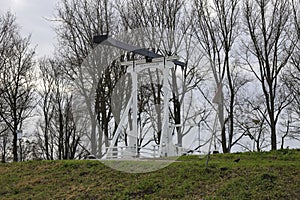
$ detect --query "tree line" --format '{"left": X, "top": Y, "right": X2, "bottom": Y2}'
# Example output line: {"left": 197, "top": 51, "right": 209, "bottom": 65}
{"left": 0, "top": 0, "right": 299, "bottom": 162}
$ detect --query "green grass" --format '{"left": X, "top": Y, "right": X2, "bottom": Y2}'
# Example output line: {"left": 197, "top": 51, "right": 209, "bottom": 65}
{"left": 1, "top": 149, "right": 300, "bottom": 199}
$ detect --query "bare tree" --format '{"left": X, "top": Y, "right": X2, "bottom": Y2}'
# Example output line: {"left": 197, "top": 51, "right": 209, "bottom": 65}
{"left": 193, "top": 0, "right": 242, "bottom": 153}
{"left": 0, "top": 124, "right": 9, "bottom": 162}
{"left": 95, "top": 59, "right": 128, "bottom": 156}
{"left": 235, "top": 93, "right": 271, "bottom": 152}
{"left": 242, "top": 0, "right": 297, "bottom": 150}
{"left": 54, "top": 0, "right": 117, "bottom": 156}
{"left": 278, "top": 66, "right": 300, "bottom": 148}
{"left": 36, "top": 57, "right": 89, "bottom": 160}
{"left": 37, "top": 58, "right": 56, "bottom": 160}
{"left": 0, "top": 12, "right": 17, "bottom": 163}
{"left": 279, "top": 0, "right": 300, "bottom": 147}
{"left": 0, "top": 12, "right": 35, "bottom": 162}
{"left": 292, "top": 0, "right": 300, "bottom": 40}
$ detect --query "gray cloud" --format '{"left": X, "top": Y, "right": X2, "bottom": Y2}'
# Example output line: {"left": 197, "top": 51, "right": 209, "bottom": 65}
{"left": 1, "top": 0, "right": 59, "bottom": 57}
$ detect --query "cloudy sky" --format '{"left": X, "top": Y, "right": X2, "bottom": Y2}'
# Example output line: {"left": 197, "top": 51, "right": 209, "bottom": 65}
{"left": 1, "top": 0, "right": 59, "bottom": 57}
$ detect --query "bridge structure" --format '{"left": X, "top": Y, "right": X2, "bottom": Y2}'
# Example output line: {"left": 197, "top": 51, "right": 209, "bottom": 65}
{"left": 93, "top": 35, "right": 186, "bottom": 159}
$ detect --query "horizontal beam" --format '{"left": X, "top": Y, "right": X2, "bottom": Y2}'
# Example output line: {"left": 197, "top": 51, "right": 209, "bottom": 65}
{"left": 93, "top": 35, "right": 162, "bottom": 58}
{"left": 93, "top": 35, "right": 186, "bottom": 68}
{"left": 120, "top": 56, "right": 179, "bottom": 66}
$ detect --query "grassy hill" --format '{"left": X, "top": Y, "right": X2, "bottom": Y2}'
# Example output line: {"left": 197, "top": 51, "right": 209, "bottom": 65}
{"left": 1, "top": 149, "right": 300, "bottom": 199}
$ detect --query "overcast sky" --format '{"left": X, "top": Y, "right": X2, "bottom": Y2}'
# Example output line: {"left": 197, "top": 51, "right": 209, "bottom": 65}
{"left": 1, "top": 0, "right": 59, "bottom": 57}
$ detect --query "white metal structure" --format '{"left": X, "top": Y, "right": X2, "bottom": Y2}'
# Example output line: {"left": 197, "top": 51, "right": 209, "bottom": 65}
{"left": 105, "top": 56, "right": 179, "bottom": 159}
{"left": 93, "top": 35, "right": 185, "bottom": 159}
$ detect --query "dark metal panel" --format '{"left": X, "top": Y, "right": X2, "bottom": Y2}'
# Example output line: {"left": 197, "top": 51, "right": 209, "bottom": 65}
{"left": 173, "top": 60, "right": 186, "bottom": 67}
{"left": 93, "top": 35, "right": 109, "bottom": 44}
{"left": 133, "top": 48, "right": 162, "bottom": 58}
{"left": 93, "top": 35, "right": 186, "bottom": 67}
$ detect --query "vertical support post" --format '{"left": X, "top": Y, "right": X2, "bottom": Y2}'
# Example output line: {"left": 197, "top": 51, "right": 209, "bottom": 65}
{"left": 206, "top": 111, "right": 218, "bottom": 168}
{"left": 159, "top": 58, "right": 170, "bottom": 157}
{"left": 106, "top": 96, "right": 132, "bottom": 158}
{"left": 132, "top": 57, "right": 138, "bottom": 157}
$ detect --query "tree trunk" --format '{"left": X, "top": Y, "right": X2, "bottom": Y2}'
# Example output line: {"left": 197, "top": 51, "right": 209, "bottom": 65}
{"left": 1, "top": 135, "right": 7, "bottom": 163}
{"left": 13, "top": 122, "right": 18, "bottom": 162}
{"left": 97, "top": 124, "right": 103, "bottom": 158}
{"left": 90, "top": 118, "right": 97, "bottom": 155}
{"left": 218, "top": 98, "right": 228, "bottom": 153}
{"left": 270, "top": 120, "right": 277, "bottom": 150}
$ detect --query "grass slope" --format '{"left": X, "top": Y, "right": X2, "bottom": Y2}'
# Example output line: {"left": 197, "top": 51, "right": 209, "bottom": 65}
{"left": 1, "top": 149, "right": 300, "bottom": 199}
